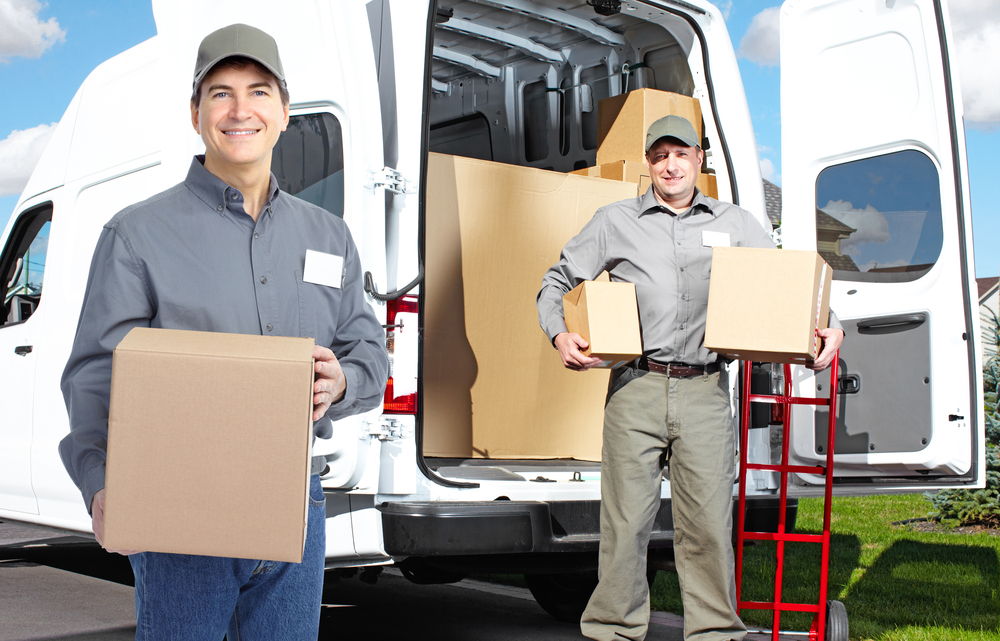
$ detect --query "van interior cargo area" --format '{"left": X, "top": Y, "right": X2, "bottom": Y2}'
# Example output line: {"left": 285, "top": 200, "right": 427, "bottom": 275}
{"left": 429, "top": 0, "right": 707, "bottom": 174}
{"left": 422, "top": 1, "right": 712, "bottom": 466}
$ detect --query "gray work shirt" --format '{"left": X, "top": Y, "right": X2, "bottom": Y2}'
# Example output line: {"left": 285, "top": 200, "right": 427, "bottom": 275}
{"left": 537, "top": 188, "right": 776, "bottom": 366}
{"left": 60, "top": 156, "right": 388, "bottom": 512}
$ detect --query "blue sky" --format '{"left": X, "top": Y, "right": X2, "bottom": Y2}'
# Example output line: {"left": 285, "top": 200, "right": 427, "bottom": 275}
{"left": 0, "top": 0, "right": 996, "bottom": 278}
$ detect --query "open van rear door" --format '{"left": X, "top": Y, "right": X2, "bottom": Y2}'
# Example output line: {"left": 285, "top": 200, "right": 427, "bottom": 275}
{"left": 778, "top": 0, "right": 983, "bottom": 491}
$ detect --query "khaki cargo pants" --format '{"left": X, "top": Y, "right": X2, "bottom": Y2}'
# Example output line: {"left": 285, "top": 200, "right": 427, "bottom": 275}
{"left": 581, "top": 368, "right": 746, "bottom": 641}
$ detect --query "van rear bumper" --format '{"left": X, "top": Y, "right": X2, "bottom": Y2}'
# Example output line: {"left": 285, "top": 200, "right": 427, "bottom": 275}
{"left": 378, "top": 497, "right": 797, "bottom": 557}
{"left": 378, "top": 499, "right": 674, "bottom": 556}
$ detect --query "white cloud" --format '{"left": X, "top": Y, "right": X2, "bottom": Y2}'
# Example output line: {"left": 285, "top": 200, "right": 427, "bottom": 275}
{"left": 709, "top": 0, "right": 733, "bottom": 20}
{"left": 947, "top": 0, "right": 1000, "bottom": 124}
{"left": 0, "top": 0, "right": 65, "bottom": 62}
{"left": 821, "top": 199, "right": 890, "bottom": 253}
{"left": 738, "top": 1, "right": 1000, "bottom": 124}
{"left": 738, "top": 6, "right": 780, "bottom": 66}
{"left": 0, "top": 123, "right": 55, "bottom": 196}
{"left": 759, "top": 157, "right": 776, "bottom": 181}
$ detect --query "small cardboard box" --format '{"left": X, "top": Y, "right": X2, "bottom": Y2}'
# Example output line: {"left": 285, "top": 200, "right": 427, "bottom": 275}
{"left": 104, "top": 328, "right": 315, "bottom": 562}
{"left": 596, "top": 89, "right": 703, "bottom": 166}
{"left": 563, "top": 281, "right": 643, "bottom": 368}
{"left": 705, "top": 248, "right": 832, "bottom": 364}
{"left": 571, "top": 160, "right": 718, "bottom": 199}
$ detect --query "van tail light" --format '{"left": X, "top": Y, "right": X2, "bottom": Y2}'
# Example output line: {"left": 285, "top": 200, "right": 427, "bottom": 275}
{"left": 384, "top": 295, "right": 418, "bottom": 415}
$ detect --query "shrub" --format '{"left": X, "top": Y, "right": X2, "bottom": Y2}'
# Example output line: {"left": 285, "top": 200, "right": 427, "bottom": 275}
{"left": 928, "top": 311, "right": 1000, "bottom": 527}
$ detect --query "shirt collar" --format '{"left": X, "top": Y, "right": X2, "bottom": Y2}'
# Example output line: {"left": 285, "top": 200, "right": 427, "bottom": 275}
{"left": 184, "top": 155, "right": 282, "bottom": 218}
{"left": 638, "top": 187, "right": 715, "bottom": 218}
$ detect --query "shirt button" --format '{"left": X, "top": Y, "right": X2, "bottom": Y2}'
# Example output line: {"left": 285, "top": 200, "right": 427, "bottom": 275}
{"left": 254, "top": 232, "right": 261, "bottom": 239}
{"left": 259, "top": 276, "right": 268, "bottom": 285}
{"left": 265, "top": 323, "right": 273, "bottom": 332}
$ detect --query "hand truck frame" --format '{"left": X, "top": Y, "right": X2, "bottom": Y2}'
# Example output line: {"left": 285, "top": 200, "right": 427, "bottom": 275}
{"left": 735, "top": 355, "right": 848, "bottom": 641}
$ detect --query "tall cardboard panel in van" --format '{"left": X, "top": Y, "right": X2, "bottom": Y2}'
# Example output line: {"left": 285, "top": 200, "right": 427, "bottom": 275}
{"left": 424, "top": 153, "right": 636, "bottom": 460}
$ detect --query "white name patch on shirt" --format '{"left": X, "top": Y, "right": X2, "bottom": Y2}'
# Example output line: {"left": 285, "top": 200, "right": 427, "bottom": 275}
{"left": 701, "top": 231, "right": 731, "bottom": 247}
{"left": 303, "top": 250, "right": 344, "bottom": 289}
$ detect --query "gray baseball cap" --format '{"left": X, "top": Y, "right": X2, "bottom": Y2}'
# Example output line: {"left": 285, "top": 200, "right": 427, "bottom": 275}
{"left": 193, "top": 23, "right": 285, "bottom": 90}
{"left": 644, "top": 114, "right": 700, "bottom": 152}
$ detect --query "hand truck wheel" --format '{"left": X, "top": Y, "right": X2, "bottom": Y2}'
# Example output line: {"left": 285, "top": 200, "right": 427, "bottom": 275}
{"left": 826, "top": 599, "right": 849, "bottom": 641}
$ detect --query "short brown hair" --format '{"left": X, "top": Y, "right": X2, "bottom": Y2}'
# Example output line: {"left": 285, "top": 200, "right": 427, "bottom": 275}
{"left": 191, "top": 56, "right": 290, "bottom": 107}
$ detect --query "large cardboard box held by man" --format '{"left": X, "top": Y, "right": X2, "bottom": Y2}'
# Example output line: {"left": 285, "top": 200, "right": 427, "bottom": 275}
{"left": 563, "top": 281, "right": 642, "bottom": 368}
{"left": 596, "top": 89, "right": 703, "bottom": 165}
{"left": 705, "top": 248, "right": 832, "bottom": 364}
{"left": 104, "top": 328, "right": 315, "bottom": 562}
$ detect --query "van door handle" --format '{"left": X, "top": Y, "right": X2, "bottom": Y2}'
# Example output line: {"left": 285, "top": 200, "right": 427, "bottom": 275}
{"left": 856, "top": 312, "right": 927, "bottom": 335}
{"left": 14, "top": 345, "right": 33, "bottom": 356}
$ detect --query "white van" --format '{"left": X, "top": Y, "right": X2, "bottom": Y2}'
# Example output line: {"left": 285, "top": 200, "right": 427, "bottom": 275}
{"left": 0, "top": 0, "right": 983, "bottom": 619}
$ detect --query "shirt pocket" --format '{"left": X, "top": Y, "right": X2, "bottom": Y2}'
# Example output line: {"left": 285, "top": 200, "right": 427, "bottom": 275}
{"left": 296, "top": 273, "right": 342, "bottom": 345}
{"left": 694, "top": 245, "right": 714, "bottom": 279}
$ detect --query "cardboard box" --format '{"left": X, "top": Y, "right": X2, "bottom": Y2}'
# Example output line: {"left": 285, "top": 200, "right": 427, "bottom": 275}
{"left": 563, "top": 281, "right": 642, "bottom": 368}
{"left": 596, "top": 89, "right": 703, "bottom": 166}
{"left": 424, "top": 153, "right": 636, "bottom": 461}
{"left": 704, "top": 248, "right": 832, "bottom": 363}
{"left": 571, "top": 160, "right": 718, "bottom": 199}
{"left": 104, "top": 328, "right": 315, "bottom": 562}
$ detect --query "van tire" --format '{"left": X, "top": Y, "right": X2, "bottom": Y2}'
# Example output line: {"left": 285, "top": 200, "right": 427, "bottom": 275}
{"left": 525, "top": 568, "right": 656, "bottom": 622}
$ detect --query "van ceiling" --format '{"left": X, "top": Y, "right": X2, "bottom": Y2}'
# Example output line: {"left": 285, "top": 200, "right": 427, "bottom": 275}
{"left": 432, "top": 0, "right": 662, "bottom": 89}
{"left": 429, "top": 1, "right": 697, "bottom": 170}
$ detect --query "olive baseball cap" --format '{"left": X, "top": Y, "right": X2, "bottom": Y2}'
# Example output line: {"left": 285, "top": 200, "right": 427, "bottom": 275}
{"left": 193, "top": 23, "right": 285, "bottom": 90}
{"left": 644, "top": 114, "right": 700, "bottom": 151}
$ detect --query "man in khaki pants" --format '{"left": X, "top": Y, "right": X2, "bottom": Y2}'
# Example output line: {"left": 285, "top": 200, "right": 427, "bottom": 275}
{"left": 537, "top": 115, "right": 843, "bottom": 641}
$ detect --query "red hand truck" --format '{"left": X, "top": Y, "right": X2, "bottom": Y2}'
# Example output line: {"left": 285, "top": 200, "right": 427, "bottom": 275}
{"left": 734, "top": 355, "right": 849, "bottom": 641}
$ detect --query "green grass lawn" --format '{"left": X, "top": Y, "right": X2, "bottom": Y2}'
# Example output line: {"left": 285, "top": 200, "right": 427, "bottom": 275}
{"left": 650, "top": 494, "right": 1000, "bottom": 641}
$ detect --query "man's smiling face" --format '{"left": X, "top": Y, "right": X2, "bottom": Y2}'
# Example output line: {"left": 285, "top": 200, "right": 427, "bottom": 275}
{"left": 190, "top": 60, "right": 289, "bottom": 174}
{"left": 645, "top": 138, "right": 704, "bottom": 209}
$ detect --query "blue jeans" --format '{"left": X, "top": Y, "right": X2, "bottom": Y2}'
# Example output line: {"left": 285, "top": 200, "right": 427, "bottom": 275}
{"left": 128, "top": 475, "right": 326, "bottom": 641}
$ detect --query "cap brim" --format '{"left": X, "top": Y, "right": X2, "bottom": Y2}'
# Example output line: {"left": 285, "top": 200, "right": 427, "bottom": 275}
{"left": 193, "top": 53, "right": 284, "bottom": 89}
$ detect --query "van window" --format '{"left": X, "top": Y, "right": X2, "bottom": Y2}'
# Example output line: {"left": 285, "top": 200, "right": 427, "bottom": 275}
{"left": 1, "top": 205, "right": 52, "bottom": 326}
{"left": 272, "top": 112, "right": 345, "bottom": 218}
{"left": 815, "top": 150, "right": 942, "bottom": 282}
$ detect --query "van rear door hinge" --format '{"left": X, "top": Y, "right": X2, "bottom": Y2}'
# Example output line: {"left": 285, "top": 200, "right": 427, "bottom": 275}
{"left": 370, "top": 417, "right": 404, "bottom": 441}
{"left": 369, "top": 167, "right": 410, "bottom": 195}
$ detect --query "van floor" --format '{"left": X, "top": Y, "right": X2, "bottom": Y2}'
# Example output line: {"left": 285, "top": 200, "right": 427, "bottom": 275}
{"left": 426, "top": 458, "right": 601, "bottom": 482}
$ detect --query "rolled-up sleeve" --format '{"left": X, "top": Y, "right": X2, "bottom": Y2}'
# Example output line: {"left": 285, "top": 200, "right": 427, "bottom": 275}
{"left": 59, "top": 222, "right": 153, "bottom": 514}
{"left": 536, "top": 210, "right": 610, "bottom": 342}
{"left": 324, "top": 230, "right": 388, "bottom": 421}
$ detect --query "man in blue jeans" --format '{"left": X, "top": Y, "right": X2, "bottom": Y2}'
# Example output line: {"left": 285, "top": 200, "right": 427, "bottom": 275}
{"left": 59, "top": 24, "right": 387, "bottom": 640}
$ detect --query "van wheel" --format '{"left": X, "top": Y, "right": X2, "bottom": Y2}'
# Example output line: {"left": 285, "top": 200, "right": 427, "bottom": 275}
{"left": 525, "top": 568, "right": 657, "bottom": 622}
{"left": 525, "top": 570, "right": 599, "bottom": 622}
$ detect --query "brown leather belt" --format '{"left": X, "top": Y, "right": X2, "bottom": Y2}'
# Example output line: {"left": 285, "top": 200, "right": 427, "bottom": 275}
{"left": 636, "top": 357, "right": 720, "bottom": 377}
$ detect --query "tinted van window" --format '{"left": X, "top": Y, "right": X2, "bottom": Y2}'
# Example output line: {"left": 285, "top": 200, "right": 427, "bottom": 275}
{"left": 815, "top": 150, "right": 942, "bottom": 282}
{"left": 272, "top": 113, "right": 345, "bottom": 218}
